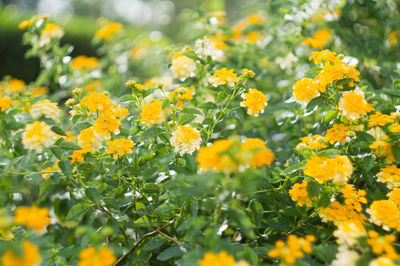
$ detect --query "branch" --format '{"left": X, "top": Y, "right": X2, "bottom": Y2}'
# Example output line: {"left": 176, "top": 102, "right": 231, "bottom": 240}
{"left": 114, "top": 222, "right": 175, "bottom": 266}
{"left": 99, "top": 204, "right": 129, "bottom": 241}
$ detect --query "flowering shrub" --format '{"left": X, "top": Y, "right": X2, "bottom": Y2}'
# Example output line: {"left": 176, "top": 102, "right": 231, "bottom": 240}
{"left": 1, "top": 2, "right": 400, "bottom": 265}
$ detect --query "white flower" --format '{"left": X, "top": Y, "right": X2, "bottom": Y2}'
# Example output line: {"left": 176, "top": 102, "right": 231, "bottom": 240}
{"left": 170, "top": 53, "right": 196, "bottom": 80}
{"left": 331, "top": 245, "right": 360, "bottom": 266}
{"left": 194, "top": 36, "right": 223, "bottom": 61}
{"left": 333, "top": 223, "right": 366, "bottom": 247}
{"left": 30, "top": 99, "right": 61, "bottom": 122}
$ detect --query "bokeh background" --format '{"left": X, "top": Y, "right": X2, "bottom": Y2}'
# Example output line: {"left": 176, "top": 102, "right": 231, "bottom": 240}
{"left": 0, "top": 0, "right": 264, "bottom": 82}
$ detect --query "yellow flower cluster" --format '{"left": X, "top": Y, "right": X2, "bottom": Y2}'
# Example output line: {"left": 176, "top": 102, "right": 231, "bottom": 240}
{"left": 1, "top": 241, "right": 42, "bottom": 266}
{"left": 0, "top": 97, "right": 12, "bottom": 111}
{"left": 169, "top": 87, "right": 194, "bottom": 109}
{"left": 367, "top": 200, "right": 400, "bottom": 231}
{"left": 0, "top": 78, "right": 26, "bottom": 96}
{"left": 333, "top": 222, "right": 366, "bottom": 247}
{"left": 196, "top": 138, "right": 274, "bottom": 173}
{"left": 40, "top": 23, "right": 64, "bottom": 46}
{"left": 199, "top": 251, "right": 249, "bottom": 266}
{"left": 209, "top": 68, "right": 239, "bottom": 87}
{"left": 228, "top": 13, "right": 265, "bottom": 43}
{"left": 377, "top": 165, "right": 400, "bottom": 189}
{"left": 319, "top": 201, "right": 366, "bottom": 229}
{"left": 78, "top": 246, "right": 116, "bottom": 266}
{"left": 22, "top": 121, "right": 56, "bottom": 152}
{"left": 31, "top": 86, "right": 48, "bottom": 97}
{"left": 340, "top": 184, "right": 367, "bottom": 212}
{"left": 289, "top": 180, "right": 315, "bottom": 207}
{"left": 338, "top": 88, "right": 374, "bottom": 121}
{"left": 70, "top": 145, "right": 93, "bottom": 164}
{"left": 81, "top": 92, "right": 114, "bottom": 114}
{"left": 15, "top": 206, "right": 51, "bottom": 232}
{"left": 298, "top": 135, "right": 327, "bottom": 150}
{"left": 71, "top": 55, "right": 100, "bottom": 70}
{"left": 268, "top": 235, "right": 316, "bottom": 265}
{"left": 30, "top": 99, "right": 61, "bottom": 122}
{"left": 367, "top": 231, "right": 398, "bottom": 259}
{"left": 95, "top": 22, "right": 122, "bottom": 40}
{"left": 301, "top": 28, "right": 331, "bottom": 49}
{"left": 304, "top": 155, "right": 353, "bottom": 184}
{"left": 170, "top": 125, "right": 201, "bottom": 156}
{"left": 78, "top": 127, "right": 105, "bottom": 149}
{"left": 240, "top": 88, "right": 267, "bottom": 117}
{"left": 106, "top": 138, "right": 135, "bottom": 159}
{"left": 140, "top": 99, "right": 165, "bottom": 126}
{"left": 368, "top": 112, "right": 394, "bottom": 127}
{"left": 170, "top": 51, "right": 197, "bottom": 80}
{"left": 369, "top": 135, "right": 394, "bottom": 159}
{"left": 293, "top": 50, "right": 362, "bottom": 106}
{"left": 325, "top": 124, "right": 349, "bottom": 144}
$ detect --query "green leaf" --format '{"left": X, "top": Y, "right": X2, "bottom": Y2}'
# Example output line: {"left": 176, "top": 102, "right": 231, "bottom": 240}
{"left": 362, "top": 156, "right": 375, "bottom": 172}
{"left": 281, "top": 162, "right": 305, "bottom": 175}
{"left": 154, "top": 203, "right": 176, "bottom": 216}
{"left": 66, "top": 203, "right": 92, "bottom": 221}
{"left": 313, "top": 245, "right": 337, "bottom": 263}
{"left": 119, "top": 95, "right": 136, "bottom": 102}
{"left": 51, "top": 125, "right": 67, "bottom": 136}
{"left": 304, "top": 67, "right": 322, "bottom": 77}
{"left": 50, "top": 146, "right": 64, "bottom": 159}
{"left": 381, "top": 88, "right": 400, "bottom": 97}
{"left": 139, "top": 127, "right": 164, "bottom": 140}
{"left": 391, "top": 145, "right": 400, "bottom": 161}
{"left": 228, "top": 207, "right": 256, "bottom": 239}
{"left": 58, "top": 159, "right": 72, "bottom": 178}
{"left": 306, "top": 96, "right": 324, "bottom": 111}
{"left": 322, "top": 110, "right": 338, "bottom": 123}
{"left": 306, "top": 181, "right": 321, "bottom": 198}
{"left": 39, "top": 177, "right": 54, "bottom": 196}
{"left": 143, "top": 237, "right": 167, "bottom": 251}
{"left": 156, "top": 246, "right": 185, "bottom": 261}
{"left": 85, "top": 187, "right": 100, "bottom": 205}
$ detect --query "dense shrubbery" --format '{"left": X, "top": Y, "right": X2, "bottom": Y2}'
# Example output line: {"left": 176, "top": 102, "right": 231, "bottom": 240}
{"left": 0, "top": 1, "right": 400, "bottom": 265}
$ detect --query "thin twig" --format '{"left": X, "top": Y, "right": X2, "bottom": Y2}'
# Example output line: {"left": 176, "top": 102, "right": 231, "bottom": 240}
{"left": 114, "top": 222, "right": 175, "bottom": 265}
{"left": 99, "top": 204, "right": 129, "bottom": 241}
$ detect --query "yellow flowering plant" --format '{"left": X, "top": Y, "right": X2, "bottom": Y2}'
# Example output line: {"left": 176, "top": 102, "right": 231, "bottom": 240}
{"left": 1, "top": 1, "right": 400, "bottom": 265}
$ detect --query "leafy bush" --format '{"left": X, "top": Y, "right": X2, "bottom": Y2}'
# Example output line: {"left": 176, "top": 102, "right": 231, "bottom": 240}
{"left": 0, "top": 2, "right": 400, "bottom": 265}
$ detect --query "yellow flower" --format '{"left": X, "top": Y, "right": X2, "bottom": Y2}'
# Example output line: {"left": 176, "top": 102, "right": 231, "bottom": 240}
{"left": 170, "top": 125, "right": 201, "bottom": 156}
{"left": 199, "top": 251, "right": 235, "bottom": 266}
{"left": 170, "top": 52, "right": 197, "bottom": 80}
{"left": 95, "top": 22, "right": 122, "bottom": 40}
{"left": 15, "top": 206, "right": 51, "bottom": 233}
{"left": 94, "top": 114, "right": 122, "bottom": 135}
{"left": 309, "top": 50, "right": 340, "bottom": 65}
{"left": 340, "top": 184, "right": 367, "bottom": 212}
{"left": 325, "top": 124, "right": 349, "bottom": 144}
{"left": 169, "top": 87, "right": 194, "bottom": 109}
{"left": 289, "top": 180, "right": 314, "bottom": 207}
{"left": 85, "top": 80, "right": 102, "bottom": 92}
{"left": 241, "top": 138, "right": 275, "bottom": 168}
{"left": 368, "top": 112, "right": 394, "bottom": 127}
{"left": 140, "top": 99, "right": 165, "bottom": 126}
{"left": 367, "top": 231, "right": 398, "bottom": 259}
{"left": 70, "top": 145, "right": 93, "bottom": 163}
{"left": 338, "top": 88, "right": 374, "bottom": 121}
{"left": 319, "top": 201, "right": 366, "bottom": 229}
{"left": 2, "top": 241, "right": 42, "bottom": 266}
{"left": 71, "top": 56, "right": 100, "bottom": 70}
{"left": 209, "top": 68, "right": 239, "bottom": 87}
{"left": 247, "top": 31, "right": 261, "bottom": 43}
{"left": 8, "top": 78, "right": 26, "bottom": 93}
{"left": 242, "top": 69, "right": 255, "bottom": 78}
{"left": 18, "top": 19, "right": 32, "bottom": 30}
{"left": 304, "top": 155, "right": 353, "bottom": 184}
{"left": 0, "top": 97, "right": 12, "bottom": 111}
{"left": 292, "top": 77, "right": 321, "bottom": 105}
{"left": 377, "top": 165, "right": 400, "bottom": 189}
{"left": 240, "top": 88, "right": 267, "bottom": 117}
{"left": 81, "top": 92, "right": 114, "bottom": 114}
{"left": 369, "top": 135, "right": 393, "bottom": 159}
{"left": 388, "top": 188, "right": 400, "bottom": 206}
{"left": 196, "top": 139, "right": 236, "bottom": 173}
{"left": 268, "top": 235, "right": 316, "bottom": 265}
{"left": 370, "top": 257, "right": 395, "bottom": 266}
{"left": 298, "top": 135, "right": 327, "bottom": 149}
{"left": 31, "top": 86, "right": 48, "bottom": 97}
{"left": 389, "top": 31, "right": 400, "bottom": 46}
{"left": 40, "top": 23, "right": 64, "bottom": 44}
{"left": 30, "top": 99, "right": 61, "bottom": 122}
{"left": 42, "top": 161, "right": 60, "bottom": 179}
{"left": 78, "top": 246, "right": 116, "bottom": 266}
{"left": 78, "top": 127, "right": 104, "bottom": 149}
{"left": 106, "top": 138, "right": 135, "bottom": 159}
{"left": 367, "top": 200, "right": 400, "bottom": 231}
{"left": 22, "top": 121, "right": 56, "bottom": 152}
{"left": 301, "top": 28, "right": 331, "bottom": 49}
